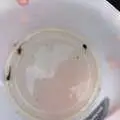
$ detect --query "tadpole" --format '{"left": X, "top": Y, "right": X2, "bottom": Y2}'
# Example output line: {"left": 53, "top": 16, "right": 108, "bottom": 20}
{"left": 6, "top": 66, "right": 11, "bottom": 81}
{"left": 17, "top": 46, "right": 22, "bottom": 55}
{"left": 83, "top": 44, "right": 87, "bottom": 50}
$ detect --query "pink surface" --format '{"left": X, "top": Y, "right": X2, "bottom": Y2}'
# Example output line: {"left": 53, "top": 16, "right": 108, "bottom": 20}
{"left": 106, "top": 110, "right": 120, "bottom": 120}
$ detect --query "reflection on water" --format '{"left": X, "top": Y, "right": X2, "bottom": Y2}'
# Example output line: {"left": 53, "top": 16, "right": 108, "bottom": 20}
{"left": 17, "top": 0, "right": 29, "bottom": 6}
{"left": 27, "top": 57, "right": 94, "bottom": 113}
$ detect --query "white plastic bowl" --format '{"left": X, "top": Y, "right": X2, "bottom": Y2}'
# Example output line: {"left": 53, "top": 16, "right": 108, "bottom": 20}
{"left": 0, "top": 0, "right": 120, "bottom": 120}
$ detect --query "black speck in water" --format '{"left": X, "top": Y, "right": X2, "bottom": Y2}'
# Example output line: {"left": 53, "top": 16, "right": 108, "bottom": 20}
{"left": 17, "top": 46, "right": 22, "bottom": 55}
{"left": 6, "top": 66, "right": 11, "bottom": 81}
{"left": 83, "top": 44, "right": 87, "bottom": 50}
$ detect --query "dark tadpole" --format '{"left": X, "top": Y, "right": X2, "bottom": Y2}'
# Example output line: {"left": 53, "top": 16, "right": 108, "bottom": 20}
{"left": 82, "top": 44, "right": 87, "bottom": 50}
{"left": 17, "top": 46, "right": 22, "bottom": 55}
{"left": 6, "top": 66, "right": 11, "bottom": 81}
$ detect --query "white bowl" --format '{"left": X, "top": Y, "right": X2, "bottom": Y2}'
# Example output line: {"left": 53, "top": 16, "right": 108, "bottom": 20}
{"left": 0, "top": 0, "right": 120, "bottom": 120}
